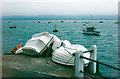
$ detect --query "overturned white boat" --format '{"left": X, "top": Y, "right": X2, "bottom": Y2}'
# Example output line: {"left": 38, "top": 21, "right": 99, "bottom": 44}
{"left": 16, "top": 32, "right": 54, "bottom": 56}
{"left": 52, "top": 40, "right": 90, "bottom": 66}
{"left": 15, "top": 32, "right": 91, "bottom": 66}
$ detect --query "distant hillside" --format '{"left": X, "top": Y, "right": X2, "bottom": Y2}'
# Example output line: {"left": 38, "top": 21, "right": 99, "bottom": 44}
{"left": 2, "top": 15, "right": 117, "bottom": 20}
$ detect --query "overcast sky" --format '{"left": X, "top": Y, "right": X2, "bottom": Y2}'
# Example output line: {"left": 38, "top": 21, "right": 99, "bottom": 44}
{"left": 1, "top": 0, "right": 119, "bottom": 16}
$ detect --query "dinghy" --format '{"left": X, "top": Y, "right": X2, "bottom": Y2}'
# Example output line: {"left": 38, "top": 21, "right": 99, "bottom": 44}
{"left": 99, "top": 21, "right": 103, "bottom": 23}
{"left": 15, "top": 32, "right": 91, "bottom": 66}
{"left": 15, "top": 32, "right": 54, "bottom": 56}
{"left": 52, "top": 40, "right": 90, "bottom": 66}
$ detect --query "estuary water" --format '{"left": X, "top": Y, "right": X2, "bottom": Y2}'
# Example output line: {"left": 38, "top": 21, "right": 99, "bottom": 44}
{"left": 2, "top": 20, "right": 119, "bottom": 77}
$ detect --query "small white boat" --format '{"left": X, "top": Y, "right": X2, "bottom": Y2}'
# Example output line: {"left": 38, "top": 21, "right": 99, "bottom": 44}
{"left": 52, "top": 40, "right": 90, "bottom": 66}
{"left": 82, "top": 26, "right": 100, "bottom": 35}
{"left": 73, "top": 21, "right": 77, "bottom": 23}
{"left": 82, "top": 20, "right": 89, "bottom": 24}
{"left": 16, "top": 32, "right": 54, "bottom": 56}
{"left": 114, "top": 20, "right": 120, "bottom": 24}
{"left": 15, "top": 32, "right": 91, "bottom": 66}
{"left": 99, "top": 21, "right": 103, "bottom": 23}
{"left": 99, "top": 17, "right": 104, "bottom": 23}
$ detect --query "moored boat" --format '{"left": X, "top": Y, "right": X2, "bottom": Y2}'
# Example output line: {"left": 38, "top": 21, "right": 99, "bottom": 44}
{"left": 82, "top": 15, "right": 100, "bottom": 35}
{"left": 99, "top": 17, "right": 104, "bottom": 23}
{"left": 82, "top": 19, "right": 89, "bottom": 24}
{"left": 99, "top": 21, "right": 103, "bottom": 23}
{"left": 114, "top": 20, "right": 120, "bottom": 24}
{"left": 82, "top": 26, "right": 100, "bottom": 35}
{"left": 53, "top": 20, "right": 58, "bottom": 32}
{"left": 60, "top": 20, "right": 64, "bottom": 23}
{"left": 48, "top": 21, "right": 52, "bottom": 24}
{"left": 38, "top": 21, "right": 40, "bottom": 23}
{"left": 73, "top": 21, "right": 77, "bottom": 23}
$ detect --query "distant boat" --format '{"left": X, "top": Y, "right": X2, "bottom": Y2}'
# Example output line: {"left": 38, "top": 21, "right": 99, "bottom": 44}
{"left": 99, "top": 17, "right": 104, "bottom": 23}
{"left": 53, "top": 29, "right": 58, "bottom": 32}
{"left": 99, "top": 21, "right": 103, "bottom": 23}
{"left": 82, "top": 19, "right": 89, "bottom": 24}
{"left": 85, "top": 21, "right": 89, "bottom": 24}
{"left": 82, "top": 15, "right": 100, "bottom": 35}
{"left": 73, "top": 18, "right": 77, "bottom": 23}
{"left": 82, "top": 27, "right": 100, "bottom": 35}
{"left": 82, "top": 19, "right": 85, "bottom": 23}
{"left": 53, "top": 20, "right": 58, "bottom": 32}
{"left": 60, "top": 21, "right": 64, "bottom": 23}
{"left": 82, "top": 20, "right": 89, "bottom": 24}
{"left": 8, "top": 21, "right": 11, "bottom": 23}
{"left": 9, "top": 26, "right": 16, "bottom": 28}
{"left": 73, "top": 21, "right": 77, "bottom": 23}
{"left": 32, "top": 21, "right": 35, "bottom": 23}
{"left": 82, "top": 23, "right": 86, "bottom": 26}
{"left": 114, "top": 20, "right": 120, "bottom": 24}
{"left": 38, "top": 21, "right": 40, "bottom": 23}
{"left": 48, "top": 21, "right": 52, "bottom": 24}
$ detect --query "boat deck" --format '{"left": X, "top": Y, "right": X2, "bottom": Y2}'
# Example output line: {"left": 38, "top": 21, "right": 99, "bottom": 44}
{"left": 2, "top": 54, "right": 103, "bottom": 78}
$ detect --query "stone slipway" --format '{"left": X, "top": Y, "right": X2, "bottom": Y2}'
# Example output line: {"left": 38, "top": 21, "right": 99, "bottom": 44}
{"left": 2, "top": 55, "right": 75, "bottom": 77}
{"left": 2, "top": 54, "right": 104, "bottom": 78}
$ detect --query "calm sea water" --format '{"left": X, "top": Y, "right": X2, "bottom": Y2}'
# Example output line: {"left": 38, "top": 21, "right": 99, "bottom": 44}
{"left": 2, "top": 20, "right": 118, "bottom": 77}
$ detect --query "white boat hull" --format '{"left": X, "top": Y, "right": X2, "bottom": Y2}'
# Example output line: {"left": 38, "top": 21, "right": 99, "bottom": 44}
{"left": 16, "top": 32, "right": 53, "bottom": 56}
{"left": 52, "top": 40, "right": 90, "bottom": 66}
{"left": 83, "top": 31, "right": 100, "bottom": 35}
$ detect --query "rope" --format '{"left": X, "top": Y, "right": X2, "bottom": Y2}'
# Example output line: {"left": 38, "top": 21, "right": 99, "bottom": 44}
{"left": 83, "top": 50, "right": 93, "bottom": 53}
{"left": 61, "top": 41, "right": 77, "bottom": 65}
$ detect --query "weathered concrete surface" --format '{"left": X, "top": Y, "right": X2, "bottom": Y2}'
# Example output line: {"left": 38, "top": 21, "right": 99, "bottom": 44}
{"left": 2, "top": 55, "right": 75, "bottom": 77}
{"left": 2, "top": 54, "right": 104, "bottom": 78}
{"left": 0, "top": 56, "right": 2, "bottom": 78}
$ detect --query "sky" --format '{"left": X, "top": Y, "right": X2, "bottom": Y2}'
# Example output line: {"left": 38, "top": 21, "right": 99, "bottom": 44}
{"left": 1, "top": 0, "right": 119, "bottom": 16}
